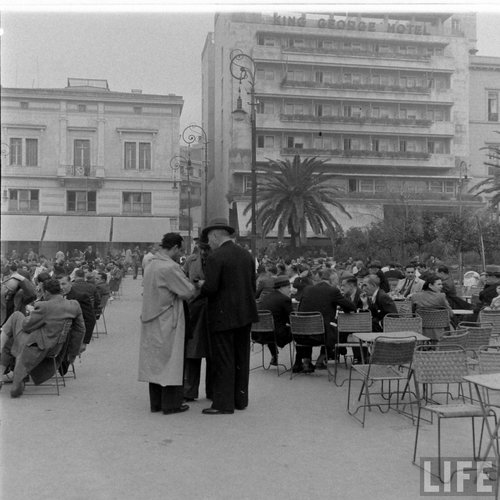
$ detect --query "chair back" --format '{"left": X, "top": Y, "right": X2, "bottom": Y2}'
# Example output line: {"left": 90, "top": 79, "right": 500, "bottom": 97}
{"left": 394, "top": 300, "right": 412, "bottom": 315}
{"left": 47, "top": 319, "right": 73, "bottom": 358}
{"left": 458, "top": 322, "right": 493, "bottom": 352}
{"left": 337, "top": 311, "right": 372, "bottom": 333}
{"left": 252, "top": 310, "right": 275, "bottom": 333}
{"left": 436, "top": 329, "right": 468, "bottom": 350}
{"left": 412, "top": 345, "right": 468, "bottom": 384}
{"left": 479, "top": 310, "right": 500, "bottom": 336}
{"left": 289, "top": 311, "right": 324, "bottom": 336}
{"left": 383, "top": 313, "right": 422, "bottom": 334}
{"left": 417, "top": 308, "right": 450, "bottom": 329}
{"left": 478, "top": 346, "right": 500, "bottom": 374}
{"left": 370, "top": 336, "right": 417, "bottom": 366}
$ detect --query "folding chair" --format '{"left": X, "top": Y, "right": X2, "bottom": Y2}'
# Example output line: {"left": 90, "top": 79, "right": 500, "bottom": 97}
{"left": 394, "top": 300, "right": 412, "bottom": 315}
{"left": 94, "top": 295, "right": 110, "bottom": 338}
{"left": 250, "top": 310, "right": 288, "bottom": 376}
{"left": 417, "top": 308, "right": 450, "bottom": 341}
{"left": 412, "top": 345, "right": 496, "bottom": 483}
{"left": 333, "top": 311, "right": 372, "bottom": 386}
{"left": 289, "top": 311, "right": 326, "bottom": 380}
{"left": 347, "top": 335, "right": 417, "bottom": 427}
{"left": 25, "top": 320, "right": 72, "bottom": 396}
{"left": 383, "top": 313, "right": 422, "bottom": 334}
{"left": 459, "top": 322, "right": 494, "bottom": 369}
{"left": 479, "top": 310, "right": 500, "bottom": 342}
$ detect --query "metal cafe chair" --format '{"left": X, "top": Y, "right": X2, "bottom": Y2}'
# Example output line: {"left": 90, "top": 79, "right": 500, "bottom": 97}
{"left": 394, "top": 300, "right": 412, "bottom": 315}
{"left": 383, "top": 313, "right": 423, "bottom": 334}
{"left": 459, "top": 322, "right": 494, "bottom": 370}
{"left": 333, "top": 311, "right": 372, "bottom": 387}
{"left": 25, "top": 320, "right": 72, "bottom": 396}
{"left": 347, "top": 335, "right": 417, "bottom": 427}
{"left": 416, "top": 308, "right": 450, "bottom": 341}
{"left": 289, "top": 311, "right": 326, "bottom": 380}
{"left": 411, "top": 345, "right": 496, "bottom": 483}
{"left": 479, "top": 310, "right": 500, "bottom": 341}
{"left": 250, "top": 310, "right": 288, "bottom": 376}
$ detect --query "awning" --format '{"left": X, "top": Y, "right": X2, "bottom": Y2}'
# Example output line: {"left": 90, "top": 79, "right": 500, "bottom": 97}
{"left": 43, "top": 216, "right": 112, "bottom": 242}
{"left": 112, "top": 217, "right": 171, "bottom": 243}
{"left": 1, "top": 215, "right": 47, "bottom": 241}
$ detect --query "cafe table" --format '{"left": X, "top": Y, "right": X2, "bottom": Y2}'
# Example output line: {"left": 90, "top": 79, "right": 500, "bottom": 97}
{"left": 462, "top": 373, "right": 500, "bottom": 495}
{"left": 353, "top": 331, "right": 430, "bottom": 364}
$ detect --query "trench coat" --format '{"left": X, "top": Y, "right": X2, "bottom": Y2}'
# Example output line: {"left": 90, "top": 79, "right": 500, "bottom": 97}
{"left": 138, "top": 253, "right": 195, "bottom": 386}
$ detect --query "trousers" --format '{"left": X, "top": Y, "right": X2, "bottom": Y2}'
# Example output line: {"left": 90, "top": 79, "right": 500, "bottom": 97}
{"left": 210, "top": 324, "right": 251, "bottom": 412}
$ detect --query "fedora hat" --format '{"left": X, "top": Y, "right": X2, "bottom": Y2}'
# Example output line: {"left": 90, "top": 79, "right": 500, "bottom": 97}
{"left": 485, "top": 264, "right": 500, "bottom": 275}
{"left": 202, "top": 218, "right": 235, "bottom": 237}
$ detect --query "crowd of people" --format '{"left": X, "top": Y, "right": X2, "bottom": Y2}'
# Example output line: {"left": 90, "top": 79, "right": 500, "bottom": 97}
{"left": 2, "top": 230, "right": 500, "bottom": 414}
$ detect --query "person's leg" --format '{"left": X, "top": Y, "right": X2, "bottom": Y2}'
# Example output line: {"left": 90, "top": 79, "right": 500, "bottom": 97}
{"left": 149, "top": 382, "right": 162, "bottom": 412}
{"left": 210, "top": 329, "right": 235, "bottom": 412}
{"left": 161, "top": 385, "right": 185, "bottom": 412}
{"left": 204, "top": 356, "right": 213, "bottom": 400}
{"left": 183, "top": 358, "right": 201, "bottom": 400}
{"left": 267, "top": 342, "right": 278, "bottom": 358}
{"left": 234, "top": 325, "right": 251, "bottom": 410}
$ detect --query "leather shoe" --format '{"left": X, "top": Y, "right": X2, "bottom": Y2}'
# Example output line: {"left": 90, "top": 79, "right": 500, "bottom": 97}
{"left": 10, "top": 381, "right": 25, "bottom": 398}
{"left": 202, "top": 408, "right": 234, "bottom": 415}
{"left": 270, "top": 356, "right": 278, "bottom": 366}
{"left": 163, "top": 404, "right": 189, "bottom": 415}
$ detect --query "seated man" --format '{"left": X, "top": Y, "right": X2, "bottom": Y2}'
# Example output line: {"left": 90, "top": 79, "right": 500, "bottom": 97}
{"left": 0, "top": 278, "right": 85, "bottom": 397}
{"left": 296, "top": 270, "right": 357, "bottom": 372}
{"left": 360, "top": 274, "right": 398, "bottom": 332}
{"left": 257, "top": 276, "right": 293, "bottom": 366}
{"left": 95, "top": 272, "right": 111, "bottom": 319}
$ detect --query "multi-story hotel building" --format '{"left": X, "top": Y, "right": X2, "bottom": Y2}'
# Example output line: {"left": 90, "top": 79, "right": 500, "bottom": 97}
{"left": 202, "top": 12, "right": 496, "bottom": 245}
{"left": 1, "top": 78, "right": 183, "bottom": 257}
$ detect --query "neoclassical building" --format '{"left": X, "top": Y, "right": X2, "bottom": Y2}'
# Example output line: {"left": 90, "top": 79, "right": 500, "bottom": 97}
{"left": 202, "top": 12, "right": 497, "bottom": 245}
{"left": 1, "top": 78, "right": 183, "bottom": 256}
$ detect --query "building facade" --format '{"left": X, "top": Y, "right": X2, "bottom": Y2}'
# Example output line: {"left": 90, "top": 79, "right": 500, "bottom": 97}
{"left": 1, "top": 78, "right": 183, "bottom": 257}
{"left": 203, "top": 12, "right": 494, "bottom": 246}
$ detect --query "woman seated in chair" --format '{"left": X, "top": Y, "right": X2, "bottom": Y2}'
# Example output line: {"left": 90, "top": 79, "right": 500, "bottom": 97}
{"left": 411, "top": 274, "right": 454, "bottom": 339}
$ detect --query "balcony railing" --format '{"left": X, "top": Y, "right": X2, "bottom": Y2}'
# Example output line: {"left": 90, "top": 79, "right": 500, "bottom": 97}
{"left": 279, "top": 113, "right": 433, "bottom": 127}
{"left": 281, "top": 78, "right": 432, "bottom": 94}
{"left": 282, "top": 46, "right": 433, "bottom": 61}
{"left": 281, "top": 148, "right": 431, "bottom": 160}
{"left": 64, "top": 165, "right": 97, "bottom": 177}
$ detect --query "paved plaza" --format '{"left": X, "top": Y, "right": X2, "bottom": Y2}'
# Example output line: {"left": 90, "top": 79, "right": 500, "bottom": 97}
{"left": 0, "top": 277, "right": 490, "bottom": 500}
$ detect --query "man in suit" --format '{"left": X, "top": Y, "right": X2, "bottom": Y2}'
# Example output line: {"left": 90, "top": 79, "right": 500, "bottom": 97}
{"left": 360, "top": 274, "right": 398, "bottom": 332}
{"left": 0, "top": 278, "right": 85, "bottom": 397}
{"left": 199, "top": 218, "right": 258, "bottom": 415}
{"left": 368, "top": 260, "right": 390, "bottom": 293}
{"left": 340, "top": 275, "right": 366, "bottom": 363}
{"left": 257, "top": 275, "right": 293, "bottom": 366}
{"left": 296, "top": 270, "right": 357, "bottom": 372}
{"left": 394, "top": 264, "right": 425, "bottom": 298}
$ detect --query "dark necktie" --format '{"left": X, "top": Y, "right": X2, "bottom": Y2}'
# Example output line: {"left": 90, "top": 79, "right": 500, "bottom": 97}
{"left": 403, "top": 280, "right": 413, "bottom": 297}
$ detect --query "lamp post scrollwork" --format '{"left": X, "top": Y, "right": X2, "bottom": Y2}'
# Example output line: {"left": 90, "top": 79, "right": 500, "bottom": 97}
{"left": 181, "top": 124, "right": 209, "bottom": 228}
{"left": 229, "top": 49, "right": 257, "bottom": 256}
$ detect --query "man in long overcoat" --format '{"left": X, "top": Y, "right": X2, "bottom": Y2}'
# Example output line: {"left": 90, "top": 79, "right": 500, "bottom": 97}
{"left": 138, "top": 233, "right": 195, "bottom": 414}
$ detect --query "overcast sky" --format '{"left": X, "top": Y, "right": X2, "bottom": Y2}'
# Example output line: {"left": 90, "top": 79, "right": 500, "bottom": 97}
{"left": 1, "top": 7, "right": 499, "bottom": 131}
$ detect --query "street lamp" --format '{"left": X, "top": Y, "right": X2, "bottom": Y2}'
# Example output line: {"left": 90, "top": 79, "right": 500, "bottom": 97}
{"left": 181, "top": 124, "right": 209, "bottom": 227}
{"left": 457, "top": 161, "right": 469, "bottom": 285}
{"left": 229, "top": 49, "right": 257, "bottom": 256}
{"left": 170, "top": 155, "right": 193, "bottom": 254}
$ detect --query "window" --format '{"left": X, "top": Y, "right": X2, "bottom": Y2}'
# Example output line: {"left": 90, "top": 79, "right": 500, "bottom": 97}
{"left": 123, "top": 192, "right": 152, "bottom": 214}
{"left": 348, "top": 179, "right": 357, "bottom": 192}
{"left": 285, "top": 103, "right": 304, "bottom": 115}
{"left": 9, "top": 138, "right": 38, "bottom": 166}
{"left": 343, "top": 105, "right": 352, "bottom": 117}
{"left": 344, "top": 138, "right": 351, "bottom": 150}
{"left": 258, "top": 36, "right": 275, "bottom": 47}
{"left": 9, "top": 138, "right": 22, "bottom": 165}
{"left": 257, "top": 135, "right": 274, "bottom": 148}
{"left": 371, "top": 74, "right": 381, "bottom": 85}
{"left": 400, "top": 108, "right": 407, "bottom": 119}
{"left": 287, "top": 136, "right": 303, "bottom": 148}
{"left": 8, "top": 189, "right": 39, "bottom": 212}
{"left": 428, "top": 180, "right": 454, "bottom": 193}
{"left": 124, "top": 142, "right": 151, "bottom": 170}
{"left": 243, "top": 175, "right": 252, "bottom": 193}
{"left": 78, "top": 104, "right": 87, "bottom": 112}
{"left": 352, "top": 74, "right": 362, "bottom": 85}
{"left": 67, "top": 190, "right": 96, "bottom": 212}
{"left": 286, "top": 70, "right": 304, "bottom": 82}
{"left": 400, "top": 140, "right": 407, "bottom": 152}
{"left": 428, "top": 141, "right": 444, "bottom": 154}
{"left": 264, "top": 70, "right": 274, "bottom": 81}
{"left": 315, "top": 71, "right": 323, "bottom": 83}
{"left": 133, "top": 106, "right": 142, "bottom": 114}
{"left": 74, "top": 139, "right": 90, "bottom": 168}
{"left": 316, "top": 104, "right": 332, "bottom": 117}
{"left": 343, "top": 73, "right": 352, "bottom": 84}
{"left": 372, "top": 107, "right": 380, "bottom": 118}
{"left": 264, "top": 101, "right": 274, "bottom": 113}
{"left": 313, "top": 135, "right": 333, "bottom": 149}
{"left": 20, "top": 101, "right": 29, "bottom": 109}
{"left": 372, "top": 139, "right": 380, "bottom": 152}
{"left": 488, "top": 92, "right": 499, "bottom": 122}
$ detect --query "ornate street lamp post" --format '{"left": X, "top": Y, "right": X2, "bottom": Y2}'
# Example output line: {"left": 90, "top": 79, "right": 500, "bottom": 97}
{"left": 182, "top": 124, "right": 209, "bottom": 227}
{"left": 170, "top": 155, "right": 192, "bottom": 253}
{"left": 229, "top": 49, "right": 257, "bottom": 256}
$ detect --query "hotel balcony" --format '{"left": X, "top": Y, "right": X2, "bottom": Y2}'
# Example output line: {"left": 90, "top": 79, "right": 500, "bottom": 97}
{"left": 253, "top": 148, "right": 454, "bottom": 169}
{"left": 256, "top": 114, "right": 455, "bottom": 136}
{"left": 57, "top": 165, "right": 105, "bottom": 188}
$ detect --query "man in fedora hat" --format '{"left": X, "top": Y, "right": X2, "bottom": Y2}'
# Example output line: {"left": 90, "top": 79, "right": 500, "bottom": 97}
{"left": 198, "top": 218, "right": 258, "bottom": 415}
{"left": 479, "top": 265, "right": 500, "bottom": 311}
{"left": 257, "top": 275, "right": 294, "bottom": 365}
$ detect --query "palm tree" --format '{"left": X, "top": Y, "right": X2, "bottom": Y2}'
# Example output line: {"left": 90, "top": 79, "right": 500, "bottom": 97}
{"left": 244, "top": 155, "right": 351, "bottom": 250}
{"left": 470, "top": 136, "right": 500, "bottom": 208}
